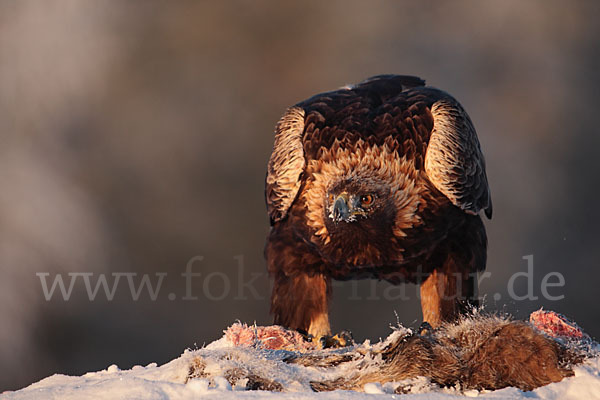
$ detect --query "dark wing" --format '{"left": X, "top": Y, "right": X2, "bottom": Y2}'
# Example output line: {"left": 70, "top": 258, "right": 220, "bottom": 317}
{"left": 424, "top": 96, "right": 492, "bottom": 218}
{"left": 265, "top": 106, "right": 306, "bottom": 223}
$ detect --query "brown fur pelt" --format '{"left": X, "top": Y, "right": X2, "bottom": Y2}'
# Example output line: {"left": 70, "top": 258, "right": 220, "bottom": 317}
{"left": 307, "top": 316, "right": 581, "bottom": 392}
{"left": 187, "top": 314, "right": 592, "bottom": 393}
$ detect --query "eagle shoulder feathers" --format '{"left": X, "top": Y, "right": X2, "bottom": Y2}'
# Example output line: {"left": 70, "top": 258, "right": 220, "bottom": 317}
{"left": 266, "top": 106, "right": 306, "bottom": 223}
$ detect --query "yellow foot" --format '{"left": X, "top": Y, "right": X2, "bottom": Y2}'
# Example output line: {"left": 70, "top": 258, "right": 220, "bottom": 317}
{"left": 417, "top": 321, "right": 434, "bottom": 337}
{"left": 299, "top": 330, "right": 354, "bottom": 349}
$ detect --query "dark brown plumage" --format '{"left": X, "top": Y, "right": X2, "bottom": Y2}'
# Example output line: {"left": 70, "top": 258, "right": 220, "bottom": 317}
{"left": 265, "top": 75, "right": 492, "bottom": 336}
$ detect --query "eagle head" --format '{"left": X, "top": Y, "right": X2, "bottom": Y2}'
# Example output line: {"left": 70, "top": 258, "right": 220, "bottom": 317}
{"left": 303, "top": 142, "right": 423, "bottom": 267}
{"left": 322, "top": 176, "right": 396, "bottom": 256}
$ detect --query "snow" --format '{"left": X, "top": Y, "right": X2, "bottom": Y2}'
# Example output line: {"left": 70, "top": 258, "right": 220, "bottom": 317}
{"left": 3, "top": 332, "right": 600, "bottom": 400}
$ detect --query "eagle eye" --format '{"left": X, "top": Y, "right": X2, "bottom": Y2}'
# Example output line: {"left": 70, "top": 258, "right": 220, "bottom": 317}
{"left": 360, "top": 194, "right": 374, "bottom": 207}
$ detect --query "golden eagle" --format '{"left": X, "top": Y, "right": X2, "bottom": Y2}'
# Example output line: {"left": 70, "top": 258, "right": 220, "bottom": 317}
{"left": 265, "top": 75, "right": 492, "bottom": 337}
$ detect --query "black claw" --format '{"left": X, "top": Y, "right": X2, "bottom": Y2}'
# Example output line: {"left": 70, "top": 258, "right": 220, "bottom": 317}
{"left": 297, "top": 329, "right": 314, "bottom": 342}
{"left": 297, "top": 329, "right": 355, "bottom": 348}
{"left": 418, "top": 322, "right": 434, "bottom": 337}
{"left": 337, "top": 330, "right": 355, "bottom": 345}
{"left": 318, "top": 336, "right": 330, "bottom": 348}
{"left": 320, "top": 331, "right": 355, "bottom": 348}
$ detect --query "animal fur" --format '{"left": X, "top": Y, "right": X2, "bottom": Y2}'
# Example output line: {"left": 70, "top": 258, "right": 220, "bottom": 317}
{"left": 187, "top": 313, "right": 590, "bottom": 393}
{"left": 264, "top": 75, "right": 492, "bottom": 334}
{"left": 306, "top": 316, "right": 578, "bottom": 392}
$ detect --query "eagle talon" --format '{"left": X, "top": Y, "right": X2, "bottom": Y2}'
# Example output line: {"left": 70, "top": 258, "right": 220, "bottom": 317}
{"left": 318, "top": 331, "right": 355, "bottom": 349}
{"left": 417, "top": 322, "right": 434, "bottom": 337}
{"left": 297, "top": 329, "right": 354, "bottom": 349}
{"left": 297, "top": 329, "right": 315, "bottom": 343}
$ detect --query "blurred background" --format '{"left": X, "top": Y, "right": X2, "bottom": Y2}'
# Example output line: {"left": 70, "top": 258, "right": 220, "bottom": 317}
{"left": 1, "top": 0, "right": 599, "bottom": 391}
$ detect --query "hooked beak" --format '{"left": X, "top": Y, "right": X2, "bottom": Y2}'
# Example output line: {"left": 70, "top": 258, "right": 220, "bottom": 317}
{"left": 333, "top": 193, "right": 350, "bottom": 222}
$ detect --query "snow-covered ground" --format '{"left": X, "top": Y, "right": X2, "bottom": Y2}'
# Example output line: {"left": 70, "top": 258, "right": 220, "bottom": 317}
{"left": 4, "top": 326, "right": 600, "bottom": 400}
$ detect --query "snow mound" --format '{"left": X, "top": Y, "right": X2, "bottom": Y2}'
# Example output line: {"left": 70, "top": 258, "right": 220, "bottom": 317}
{"left": 3, "top": 314, "right": 600, "bottom": 400}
